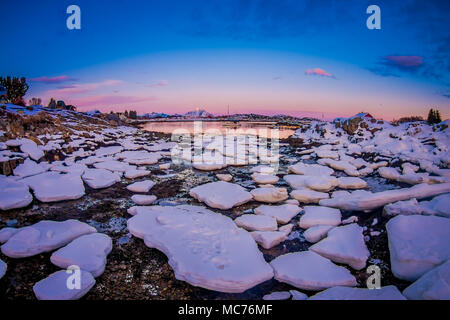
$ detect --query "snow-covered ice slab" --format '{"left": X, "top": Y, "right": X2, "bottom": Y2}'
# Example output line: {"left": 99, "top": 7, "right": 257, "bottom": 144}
{"left": 216, "top": 174, "right": 232, "bottom": 182}
{"left": 50, "top": 233, "right": 112, "bottom": 277}
{"left": 0, "top": 175, "right": 33, "bottom": 210}
{"left": 299, "top": 206, "right": 341, "bottom": 229}
{"left": 337, "top": 177, "right": 367, "bottom": 189}
{"left": 0, "top": 259, "right": 6, "bottom": 279}
{"left": 22, "top": 172, "right": 85, "bottom": 202}
{"left": 310, "top": 223, "right": 369, "bottom": 270}
{"left": 126, "top": 180, "right": 155, "bottom": 193}
{"left": 402, "top": 260, "right": 450, "bottom": 300}
{"left": 0, "top": 227, "right": 18, "bottom": 243}
{"left": 303, "top": 225, "right": 334, "bottom": 243}
{"left": 95, "top": 146, "right": 123, "bottom": 156}
{"left": 288, "top": 163, "right": 334, "bottom": 176}
{"left": 270, "top": 251, "right": 357, "bottom": 290}
{"left": 319, "top": 183, "right": 450, "bottom": 212}
{"left": 82, "top": 168, "right": 121, "bottom": 189}
{"left": 284, "top": 175, "right": 338, "bottom": 192}
{"left": 251, "top": 187, "right": 288, "bottom": 203}
{"left": 386, "top": 215, "right": 450, "bottom": 281}
{"left": 93, "top": 160, "right": 135, "bottom": 173}
{"left": 193, "top": 163, "right": 227, "bottom": 171}
{"left": 254, "top": 204, "right": 301, "bottom": 224}
{"left": 131, "top": 194, "right": 157, "bottom": 205}
{"left": 124, "top": 169, "right": 151, "bottom": 179}
{"left": 420, "top": 194, "right": 450, "bottom": 218}
{"left": 235, "top": 214, "right": 278, "bottom": 231}
{"left": 190, "top": 181, "right": 253, "bottom": 209}
{"left": 251, "top": 173, "right": 279, "bottom": 184}
{"left": 13, "top": 159, "right": 49, "bottom": 178}
{"left": 20, "top": 139, "right": 44, "bottom": 161}
{"left": 251, "top": 231, "right": 287, "bottom": 249}
{"left": 309, "top": 285, "right": 406, "bottom": 300}
{"left": 263, "top": 291, "right": 291, "bottom": 300}
{"left": 1, "top": 220, "right": 96, "bottom": 258}
{"left": 290, "top": 189, "right": 329, "bottom": 204}
{"left": 33, "top": 270, "right": 95, "bottom": 300}
{"left": 127, "top": 205, "right": 274, "bottom": 293}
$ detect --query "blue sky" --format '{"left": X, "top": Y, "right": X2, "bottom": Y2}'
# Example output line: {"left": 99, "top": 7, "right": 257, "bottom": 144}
{"left": 1, "top": 0, "right": 449, "bottom": 119}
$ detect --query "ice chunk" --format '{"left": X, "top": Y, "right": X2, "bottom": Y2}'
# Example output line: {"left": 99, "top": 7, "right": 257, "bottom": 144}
{"left": 216, "top": 174, "right": 232, "bottom": 182}
{"left": 20, "top": 139, "right": 44, "bottom": 161}
{"left": 290, "top": 189, "right": 329, "bottom": 204}
{"left": 124, "top": 169, "right": 151, "bottom": 179}
{"left": 131, "top": 194, "right": 157, "bottom": 205}
{"left": 0, "top": 259, "right": 6, "bottom": 279}
{"left": 235, "top": 214, "right": 278, "bottom": 231}
{"left": 386, "top": 215, "right": 450, "bottom": 281}
{"left": 310, "top": 223, "right": 369, "bottom": 270}
{"left": 0, "top": 175, "right": 33, "bottom": 210}
{"left": 190, "top": 181, "right": 253, "bottom": 209}
{"left": 270, "top": 251, "right": 357, "bottom": 290}
{"left": 82, "top": 168, "right": 121, "bottom": 189}
{"left": 50, "top": 233, "right": 112, "bottom": 277}
{"left": 251, "top": 187, "right": 288, "bottom": 203}
{"left": 288, "top": 163, "right": 334, "bottom": 176}
{"left": 309, "top": 285, "right": 406, "bottom": 300}
{"left": 303, "top": 225, "right": 334, "bottom": 243}
{"left": 263, "top": 291, "right": 291, "bottom": 300}
{"left": 0, "top": 227, "right": 19, "bottom": 243}
{"left": 337, "top": 177, "right": 367, "bottom": 189}
{"left": 13, "top": 159, "right": 49, "bottom": 178}
{"left": 127, "top": 205, "right": 274, "bottom": 293}
{"left": 126, "top": 180, "right": 155, "bottom": 193}
{"left": 299, "top": 206, "right": 341, "bottom": 229}
{"left": 251, "top": 173, "right": 279, "bottom": 184}
{"left": 1, "top": 219, "right": 96, "bottom": 258}
{"left": 251, "top": 231, "right": 287, "bottom": 249}
{"left": 284, "top": 175, "right": 338, "bottom": 192}
{"left": 33, "top": 270, "right": 95, "bottom": 300}
{"left": 254, "top": 204, "right": 301, "bottom": 224}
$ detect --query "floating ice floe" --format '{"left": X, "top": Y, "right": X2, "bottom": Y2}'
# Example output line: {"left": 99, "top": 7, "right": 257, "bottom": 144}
{"left": 309, "top": 285, "right": 406, "bottom": 300}
{"left": 299, "top": 206, "right": 341, "bottom": 229}
{"left": 337, "top": 177, "right": 367, "bottom": 189}
{"left": 254, "top": 204, "right": 301, "bottom": 224}
{"left": 288, "top": 163, "right": 334, "bottom": 176}
{"left": 13, "top": 159, "right": 49, "bottom": 178}
{"left": 126, "top": 180, "right": 155, "bottom": 193}
{"left": 251, "top": 173, "right": 279, "bottom": 184}
{"left": 131, "top": 194, "right": 157, "bottom": 205}
{"left": 262, "top": 291, "right": 291, "bottom": 300}
{"left": 290, "top": 189, "right": 329, "bottom": 204}
{"left": 0, "top": 175, "right": 33, "bottom": 210}
{"left": 33, "top": 270, "right": 95, "bottom": 300}
{"left": 251, "top": 187, "right": 288, "bottom": 203}
{"left": 270, "top": 251, "right": 357, "bottom": 290}
{"left": 251, "top": 231, "right": 287, "bottom": 249}
{"left": 284, "top": 175, "right": 338, "bottom": 192}
{"left": 190, "top": 181, "right": 253, "bottom": 209}
{"left": 303, "top": 225, "right": 334, "bottom": 243}
{"left": 50, "top": 233, "right": 112, "bottom": 277}
{"left": 1, "top": 219, "right": 96, "bottom": 258}
{"left": 402, "top": 260, "right": 450, "bottom": 300}
{"left": 127, "top": 205, "right": 274, "bottom": 293}
{"left": 386, "top": 215, "right": 450, "bottom": 281}
{"left": 235, "top": 214, "right": 277, "bottom": 232}
{"left": 319, "top": 183, "right": 450, "bottom": 212}
{"left": 82, "top": 168, "right": 121, "bottom": 189}
{"left": 310, "top": 223, "right": 369, "bottom": 270}
{"left": 0, "top": 259, "right": 6, "bottom": 279}
{"left": 22, "top": 172, "right": 85, "bottom": 202}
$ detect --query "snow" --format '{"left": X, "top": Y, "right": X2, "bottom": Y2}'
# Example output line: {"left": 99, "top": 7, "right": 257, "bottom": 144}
{"left": 216, "top": 174, "right": 232, "bottom": 182}
{"left": 284, "top": 174, "right": 338, "bottom": 192}
{"left": 13, "top": 159, "right": 49, "bottom": 178}
{"left": 386, "top": 215, "right": 450, "bottom": 281}
{"left": 22, "top": 172, "right": 85, "bottom": 202}
{"left": 1, "top": 219, "right": 96, "bottom": 258}
{"left": 234, "top": 214, "right": 278, "bottom": 231}
{"left": 126, "top": 180, "right": 155, "bottom": 193}
{"left": 0, "top": 175, "right": 33, "bottom": 210}
{"left": 127, "top": 205, "right": 274, "bottom": 293}
{"left": 254, "top": 204, "right": 302, "bottom": 224}
{"left": 82, "top": 168, "right": 121, "bottom": 189}
{"left": 270, "top": 251, "right": 357, "bottom": 291}
{"left": 290, "top": 189, "right": 329, "bottom": 204}
{"left": 403, "top": 260, "right": 450, "bottom": 300}
{"left": 0, "top": 259, "right": 6, "bottom": 279}
{"left": 190, "top": 181, "right": 253, "bottom": 209}
{"left": 251, "top": 173, "right": 279, "bottom": 184}
{"left": 319, "top": 183, "right": 450, "bottom": 212}
{"left": 288, "top": 163, "right": 334, "bottom": 176}
{"left": 50, "top": 233, "right": 112, "bottom": 277}
{"left": 303, "top": 225, "right": 334, "bottom": 243}
{"left": 299, "top": 206, "right": 341, "bottom": 229}
{"left": 19, "top": 139, "right": 44, "bottom": 161}
{"left": 251, "top": 231, "right": 287, "bottom": 249}
{"left": 33, "top": 270, "right": 95, "bottom": 300}
{"left": 337, "top": 177, "right": 367, "bottom": 189}
{"left": 262, "top": 291, "right": 291, "bottom": 300}
{"left": 251, "top": 187, "right": 288, "bottom": 203}
{"left": 95, "top": 146, "right": 123, "bottom": 156}
{"left": 131, "top": 194, "right": 157, "bottom": 205}
{"left": 309, "top": 286, "right": 406, "bottom": 300}
{"left": 310, "top": 223, "right": 370, "bottom": 270}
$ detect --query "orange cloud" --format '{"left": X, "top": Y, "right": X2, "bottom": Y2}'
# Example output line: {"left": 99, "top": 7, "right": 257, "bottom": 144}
{"left": 305, "top": 68, "right": 334, "bottom": 78}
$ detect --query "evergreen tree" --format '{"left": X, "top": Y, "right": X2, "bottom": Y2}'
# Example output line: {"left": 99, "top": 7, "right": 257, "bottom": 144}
{"left": 0, "top": 76, "right": 29, "bottom": 103}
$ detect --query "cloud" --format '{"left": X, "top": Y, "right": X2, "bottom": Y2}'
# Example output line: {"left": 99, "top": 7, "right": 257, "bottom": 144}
{"left": 29, "top": 75, "right": 77, "bottom": 84}
{"left": 305, "top": 68, "right": 334, "bottom": 78}
{"left": 147, "top": 80, "right": 168, "bottom": 88}
{"left": 45, "top": 79, "right": 124, "bottom": 96}
{"left": 272, "top": 76, "right": 282, "bottom": 80}
{"left": 381, "top": 55, "right": 423, "bottom": 70}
